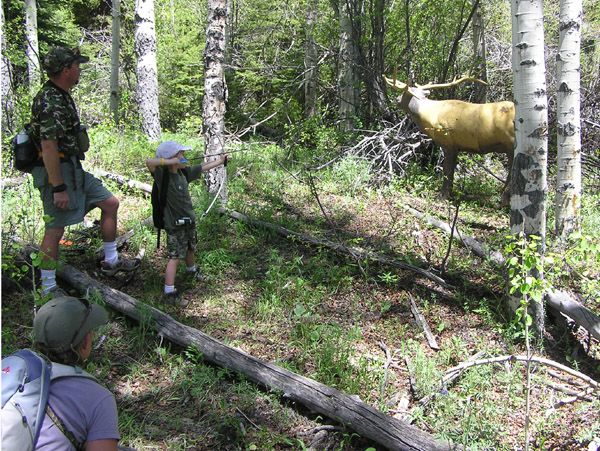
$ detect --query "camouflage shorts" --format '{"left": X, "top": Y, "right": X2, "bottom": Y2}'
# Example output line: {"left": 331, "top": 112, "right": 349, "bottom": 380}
{"left": 166, "top": 226, "right": 197, "bottom": 259}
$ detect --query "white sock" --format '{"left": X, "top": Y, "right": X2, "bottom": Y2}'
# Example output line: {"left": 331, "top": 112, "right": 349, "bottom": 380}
{"left": 103, "top": 241, "right": 118, "bottom": 266}
{"left": 164, "top": 284, "right": 176, "bottom": 294}
{"left": 186, "top": 265, "right": 197, "bottom": 273}
{"left": 41, "top": 269, "right": 57, "bottom": 293}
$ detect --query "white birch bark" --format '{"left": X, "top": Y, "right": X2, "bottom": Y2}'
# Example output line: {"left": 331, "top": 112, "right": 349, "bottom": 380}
{"left": 510, "top": 0, "right": 549, "bottom": 334}
{"left": 555, "top": 0, "right": 582, "bottom": 238}
{"left": 304, "top": 0, "right": 318, "bottom": 118}
{"left": 134, "top": 0, "right": 161, "bottom": 141}
{"left": 110, "top": 0, "right": 121, "bottom": 125}
{"left": 338, "top": 0, "right": 359, "bottom": 132}
{"left": 1, "top": 5, "right": 14, "bottom": 134}
{"left": 472, "top": 0, "right": 487, "bottom": 103}
{"left": 203, "top": 0, "right": 228, "bottom": 202}
{"left": 24, "top": 0, "right": 40, "bottom": 89}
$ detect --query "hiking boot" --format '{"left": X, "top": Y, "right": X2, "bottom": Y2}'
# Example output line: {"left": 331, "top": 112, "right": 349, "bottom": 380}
{"left": 100, "top": 258, "right": 141, "bottom": 276}
{"left": 162, "top": 290, "right": 189, "bottom": 307}
{"left": 43, "top": 286, "right": 69, "bottom": 299}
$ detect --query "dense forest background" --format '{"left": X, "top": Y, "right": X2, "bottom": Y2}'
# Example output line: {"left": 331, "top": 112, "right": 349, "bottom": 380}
{"left": 2, "top": 0, "right": 600, "bottom": 449}
{"left": 2, "top": 0, "right": 598, "bottom": 160}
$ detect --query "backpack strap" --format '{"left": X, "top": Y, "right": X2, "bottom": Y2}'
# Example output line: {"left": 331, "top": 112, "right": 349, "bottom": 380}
{"left": 45, "top": 404, "right": 84, "bottom": 451}
{"left": 50, "top": 362, "right": 97, "bottom": 382}
{"left": 47, "top": 362, "right": 98, "bottom": 451}
{"left": 157, "top": 168, "right": 170, "bottom": 249}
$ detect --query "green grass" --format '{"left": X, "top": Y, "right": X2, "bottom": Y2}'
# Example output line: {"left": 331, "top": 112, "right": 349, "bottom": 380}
{"left": 2, "top": 126, "right": 599, "bottom": 450}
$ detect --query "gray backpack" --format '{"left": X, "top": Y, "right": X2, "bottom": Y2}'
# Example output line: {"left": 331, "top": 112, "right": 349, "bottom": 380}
{"left": 1, "top": 349, "right": 96, "bottom": 450}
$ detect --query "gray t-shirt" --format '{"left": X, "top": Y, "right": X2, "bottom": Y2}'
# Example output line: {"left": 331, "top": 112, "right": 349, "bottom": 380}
{"left": 153, "top": 165, "right": 204, "bottom": 231}
{"left": 35, "top": 377, "right": 120, "bottom": 450}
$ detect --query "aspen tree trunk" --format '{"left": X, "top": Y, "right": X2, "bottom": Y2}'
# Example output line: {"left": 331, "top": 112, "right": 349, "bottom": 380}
{"left": 224, "top": 0, "right": 233, "bottom": 71}
{"left": 555, "top": 0, "right": 582, "bottom": 238}
{"left": 110, "top": 0, "right": 121, "bottom": 125}
{"left": 471, "top": 0, "right": 487, "bottom": 103}
{"left": 510, "top": 0, "right": 549, "bottom": 336}
{"left": 203, "top": 0, "right": 228, "bottom": 202}
{"left": 338, "top": 0, "right": 360, "bottom": 132}
{"left": 24, "top": 0, "right": 40, "bottom": 90}
{"left": 134, "top": 0, "right": 161, "bottom": 141}
{"left": 304, "top": 0, "right": 318, "bottom": 118}
{"left": 1, "top": 5, "right": 14, "bottom": 134}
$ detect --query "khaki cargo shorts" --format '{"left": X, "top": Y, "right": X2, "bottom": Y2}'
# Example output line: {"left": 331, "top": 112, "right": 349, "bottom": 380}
{"left": 32, "top": 158, "right": 113, "bottom": 229}
{"left": 166, "top": 226, "right": 197, "bottom": 259}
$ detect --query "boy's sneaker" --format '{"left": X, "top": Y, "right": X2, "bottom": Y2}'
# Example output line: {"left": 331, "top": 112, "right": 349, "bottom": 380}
{"left": 100, "top": 258, "right": 141, "bottom": 276}
{"left": 162, "top": 290, "right": 189, "bottom": 307}
{"left": 185, "top": 269, "right": 209, "bottom": 282}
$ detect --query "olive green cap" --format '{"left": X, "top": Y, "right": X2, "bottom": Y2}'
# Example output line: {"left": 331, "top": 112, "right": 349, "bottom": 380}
{"left": 33, "top": 296, "right": 108, "bottom": 353}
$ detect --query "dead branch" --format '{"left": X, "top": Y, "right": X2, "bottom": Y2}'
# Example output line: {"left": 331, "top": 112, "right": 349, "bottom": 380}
{"left": 222, "top": 208, "right": 453, "bottom": 290}
{"left": 418, "top": 351, "right": 485, "bottom": 407}
{"left": 404, "top": 356, "right": 418, "bottom": 398}
{"left": 409, "top": 294, "right": 439, "bottom": 350}
{"left": 339, "top": 119, "right": 430, "bottom": 183}
{"left": 541, "top": 380, "right": 594, "bottom": 402}
{"left": 378, "top": 341, "right": 394, "bottom": 396}
{"left": 445, "top": 354, "right": 599, "bottom": 392}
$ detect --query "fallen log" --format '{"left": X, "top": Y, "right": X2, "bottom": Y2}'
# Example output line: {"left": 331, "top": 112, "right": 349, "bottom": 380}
{"left": 222, "top": 208, "right": 453, "bottom": 290}
{"left": 1, "top": 175, "right": 28, "bottom": 189}
{"left": 56, "top": 262, "right": 455, "bottom": 451}
{"left": 402, "top": 205, "right": 600, "bottom": 342}
{"left": 95, "top": 216, "right": 154, "bottom": 260}
{"left": 94, "top": 169, "right": 152, "bottom": 194}
{"left": 402, "top": 205, "right": 504, "bottom": 266}
{"left": 546, "top": 290, "right": 600, "bottom": 341}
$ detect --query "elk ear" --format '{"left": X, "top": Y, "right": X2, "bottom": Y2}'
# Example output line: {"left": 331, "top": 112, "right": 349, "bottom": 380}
{"left": 408, "top": 86, "right": 429, "bottom": 99}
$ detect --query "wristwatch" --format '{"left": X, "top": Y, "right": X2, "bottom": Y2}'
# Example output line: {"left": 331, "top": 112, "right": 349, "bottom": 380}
{"left": 52, "top": 183, "right": 67, "bottom": 193}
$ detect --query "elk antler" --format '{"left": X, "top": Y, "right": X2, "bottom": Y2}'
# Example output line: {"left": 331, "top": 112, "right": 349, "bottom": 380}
{"left": 383, "top": 75, "right": 408, "bottom": 91}
{"left": 417, "top": 76, "right": 488, "bottom": 91}
{"left": 383, "top": 75, "right": 487, "bottom": 92}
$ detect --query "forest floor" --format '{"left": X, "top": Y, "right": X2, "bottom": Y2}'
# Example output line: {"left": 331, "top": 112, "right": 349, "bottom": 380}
{"left": 2, "top": 149, "right": 600, "bottom": 450}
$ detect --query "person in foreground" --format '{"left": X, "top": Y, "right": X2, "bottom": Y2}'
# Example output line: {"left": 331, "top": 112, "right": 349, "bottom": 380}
{"left": 33, "top": 296, "right": 120, "bottom": 451}
{"left": 146, "top": 141, "right": 227, "bottom": 306}
{"left": 30, "top": 46, "right": 139, "bottom": 298}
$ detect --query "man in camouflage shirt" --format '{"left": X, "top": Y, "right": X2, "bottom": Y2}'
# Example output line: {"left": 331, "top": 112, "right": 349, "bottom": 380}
{"left": 30, "top": 46, "right": 139, "bottom": 296}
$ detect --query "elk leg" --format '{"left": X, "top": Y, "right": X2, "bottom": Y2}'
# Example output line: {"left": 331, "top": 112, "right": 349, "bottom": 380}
{"left": 441, "top": 149, "right": 458, "bottom": 199}
{"left": 501, "top": 150, "right": 514, "bottom": 206}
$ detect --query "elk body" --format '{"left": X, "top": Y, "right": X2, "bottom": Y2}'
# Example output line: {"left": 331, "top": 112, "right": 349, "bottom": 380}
{"left": 385, "top": 76, "right": 515, "bottom": 205}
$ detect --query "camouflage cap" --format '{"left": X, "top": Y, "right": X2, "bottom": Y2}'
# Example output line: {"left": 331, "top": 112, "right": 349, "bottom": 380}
{"left": 42, "top": 46, "right": 90, "bottom": 74}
